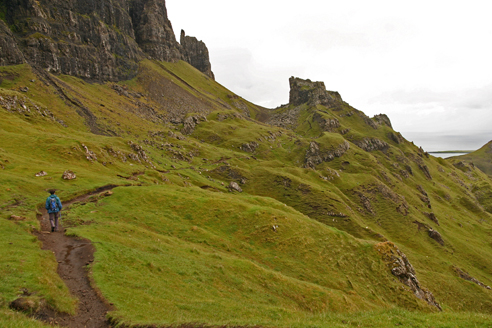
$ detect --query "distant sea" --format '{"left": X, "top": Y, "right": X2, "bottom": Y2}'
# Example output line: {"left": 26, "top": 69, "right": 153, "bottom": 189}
{"left": 428, "top": 152, "right": 471, "bottom": 159}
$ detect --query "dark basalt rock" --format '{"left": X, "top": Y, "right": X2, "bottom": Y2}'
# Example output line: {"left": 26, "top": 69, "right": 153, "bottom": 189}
{"left": 0, "top": 21, "right": 25, "bottom": 65}
{"left": 180, "top": 29, "right": 214, "bottom": 79}
{"left": 289, "top": 77, "right": 342, "bottom": 107}
{"left": 130, "top": 0, "right": 183, "bottom": 62}
{"left": 1, "top": 0, "right": 213, "bottom": 82}
{"left": 5, "top": 0, "right": 144, "bottom": 80}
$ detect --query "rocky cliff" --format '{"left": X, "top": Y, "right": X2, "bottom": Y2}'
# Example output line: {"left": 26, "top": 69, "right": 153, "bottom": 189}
{"left": 0, "top": 0, "right": 213, "bottom": 81}
{"left": 289, "top": 76, "right": 342, "bottom": 107}
{"left": 180, "top": 29, "right": 214, "bottom": 79}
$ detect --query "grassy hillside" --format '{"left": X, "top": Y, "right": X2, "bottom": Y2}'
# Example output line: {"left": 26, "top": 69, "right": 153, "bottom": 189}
{"left": 449, "top": 141, "right": 492, "bottom": 176}
{"left": 2, "top": 61, "right": 492, "bottom": 327}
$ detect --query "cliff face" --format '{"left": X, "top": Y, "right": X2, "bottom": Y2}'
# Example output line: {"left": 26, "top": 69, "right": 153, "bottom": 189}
{"left": 0, "top": 0, "right": 213, "bottom": 81}
{"left": 180, "top": 29, "right": 214, "bottom": 80}
{"left": 0, "top": 21, "right": 25, "bottom": 66}
{"left": 130, "top": 0, "right": 183, "bottom": 62}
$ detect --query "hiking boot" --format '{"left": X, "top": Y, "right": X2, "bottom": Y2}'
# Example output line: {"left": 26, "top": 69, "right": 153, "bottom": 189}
{"left": 51, "top": 227, "right": 55, "bottom": 232}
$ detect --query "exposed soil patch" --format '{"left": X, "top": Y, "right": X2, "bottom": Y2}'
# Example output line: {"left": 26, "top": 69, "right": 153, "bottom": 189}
{"left": 33, "top": 185, "right": 117, "bottom": 328}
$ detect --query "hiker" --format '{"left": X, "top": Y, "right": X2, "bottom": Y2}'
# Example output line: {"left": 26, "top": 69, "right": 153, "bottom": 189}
{"left": 45, "top": 189, "right": 62, "bottom": 232}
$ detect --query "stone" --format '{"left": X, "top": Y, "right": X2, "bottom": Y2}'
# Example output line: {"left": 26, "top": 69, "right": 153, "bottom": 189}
{"left": 35, "top": 171, "right": 48, "bottom": 177}
{"left": 228, "top": 182, "right": 243, "bottom": 193}
{"left": 428, "top": 229, "right": 444, "bottom": 245}
{"left": 62, "top": 170, "right": 76, "bottom": 180}
{"left": 10, "top": 215, "right": 26, "bottom": 221}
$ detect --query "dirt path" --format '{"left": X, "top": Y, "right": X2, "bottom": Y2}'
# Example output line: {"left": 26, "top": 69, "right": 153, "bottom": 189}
{"left": 34, "top": 186, "right": 117, "bottom": 328}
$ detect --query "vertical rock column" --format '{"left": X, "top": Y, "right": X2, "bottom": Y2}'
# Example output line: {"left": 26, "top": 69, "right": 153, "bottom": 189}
{"left": 180, "top": 29, "right": 214, "bottom": 79}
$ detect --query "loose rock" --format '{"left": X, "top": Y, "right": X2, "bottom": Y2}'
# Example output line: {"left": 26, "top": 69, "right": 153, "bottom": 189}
{"left": 62, "top": 170, "right": 77, "bottom": 180}
{"left": 228, "top": 182, "right": 243, "bottom": 193}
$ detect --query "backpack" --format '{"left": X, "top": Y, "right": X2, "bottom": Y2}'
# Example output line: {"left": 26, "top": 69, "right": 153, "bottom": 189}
{"left": 49, "top": 197, "right": 58, "bottom": 212}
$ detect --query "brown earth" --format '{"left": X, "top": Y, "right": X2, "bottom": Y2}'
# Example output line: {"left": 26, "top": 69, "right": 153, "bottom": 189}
{"left": 34, "top": 186, "right": 117, "bottom": 328}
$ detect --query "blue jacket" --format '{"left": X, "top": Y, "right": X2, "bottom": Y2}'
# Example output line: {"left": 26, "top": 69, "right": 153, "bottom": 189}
{"left": 45, "top": 195, "right": 62, "bottom": 213}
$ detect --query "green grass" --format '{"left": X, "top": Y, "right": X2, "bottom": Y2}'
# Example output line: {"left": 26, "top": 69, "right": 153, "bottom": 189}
{"left": 0, "top": 309, "right": 57, "bottom": 327}
{"left": 1, "top": 62, "right": 492, "bottom": 327}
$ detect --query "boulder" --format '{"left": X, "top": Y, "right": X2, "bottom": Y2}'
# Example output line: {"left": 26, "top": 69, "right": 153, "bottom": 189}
{"left": 35, "top": 171, "right": 47, "bottom": 177}
{"left": 228, "top": 182, "right": 243, "bottom": 193}
{"left": 62, "top": 170, "right": 76, "bottom": 180}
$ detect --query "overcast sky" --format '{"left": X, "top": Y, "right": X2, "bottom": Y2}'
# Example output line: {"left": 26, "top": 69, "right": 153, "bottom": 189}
{"left": 167, "top": 0, "right": 492, "bottom": 151}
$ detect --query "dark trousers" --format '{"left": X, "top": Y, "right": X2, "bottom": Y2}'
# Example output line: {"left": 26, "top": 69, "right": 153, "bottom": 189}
{"left": 49, "top": 212, "right": 60, "bottom": 231}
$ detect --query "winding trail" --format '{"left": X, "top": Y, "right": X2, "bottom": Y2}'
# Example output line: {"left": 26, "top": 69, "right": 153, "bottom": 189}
{"left": 34, "top": 186, "right": 117, "bottom": 328}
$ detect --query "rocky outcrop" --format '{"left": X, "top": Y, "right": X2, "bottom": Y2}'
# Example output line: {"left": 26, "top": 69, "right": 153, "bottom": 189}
{"left": 181, "top": 115, "right": 207, "bottom": 135}
{"left": 424, "top": 212, "right": 440, "bottom": 225}
{"left": 241, "top": 142, "right": 259, "bottom": 153}
{"left": 453, "top": 267, "right": 491, "bottom": 290}
{"left": 313, "top": 112, "right": 340, "bottom": 132}
{"left": 388, "top": 132, "right": 404, "bottom": 144}
{"left": 266, "top": 105, "right": 302, "bottom": 129}
{"left": 428, "top": 229, "right": 444, "bottom": 245}
{"left": 289, "top": 77, "right": 342, "bottom": 107}
{"left": 354, "top": 138, "right": 389, "bottom": 152}
{"left": 419, "top": 164, "right": 432, "bottom": 180}
{"left": 373, "top": 114, "right": 393, "bottom": 128}
{"left": 376, "top": 242, "right": 442, "bottom": 311}
{"left": 180, "top": 30, "right": 214, "bottom": 79}
{"left": 305, "top": 140, "right": 350, "bottom": 169}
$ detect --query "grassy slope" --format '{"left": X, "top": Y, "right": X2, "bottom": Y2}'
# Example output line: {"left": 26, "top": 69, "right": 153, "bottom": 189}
{"left": 450, "top": 141, "right": 492, "bottom": 175}
{"left": 1, "top": 62, "right": 492, "bottom": 327}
